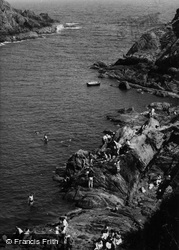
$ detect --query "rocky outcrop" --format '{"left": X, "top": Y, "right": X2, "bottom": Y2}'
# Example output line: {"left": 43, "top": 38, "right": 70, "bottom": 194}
{"left": 118, "top": 80, "right": 131, "bottom": 90}
{"left": 3, "top": 104, "right": 178, "bottom": 250}
{"left": 91, "top": 9, "right": 179, "bottom": 98}
{"left": 50, "top": 103, "right": 179, "bottom": 250}
{"left": 0, "top": 0, "right": 58, "bottom": 42}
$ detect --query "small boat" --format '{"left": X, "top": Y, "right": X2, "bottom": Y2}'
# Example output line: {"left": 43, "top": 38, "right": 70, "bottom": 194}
{"left": 86, "top": 81, "right": 100, "bottom": 87}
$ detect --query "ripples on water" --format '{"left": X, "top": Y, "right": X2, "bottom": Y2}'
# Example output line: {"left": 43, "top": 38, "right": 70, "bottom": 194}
{"left": 0, "top": 0, "right": 178, "bottom": 233}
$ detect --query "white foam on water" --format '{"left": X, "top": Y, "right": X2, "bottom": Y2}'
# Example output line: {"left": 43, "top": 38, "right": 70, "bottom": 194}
{"left": 66, "top": 26, "right": 82, "bottom": 30}
{"left": 56, "top": 24, "right": 65, "bottom": 32}
{"left": 65, "top": 22, "right": 79, "bottom": 26}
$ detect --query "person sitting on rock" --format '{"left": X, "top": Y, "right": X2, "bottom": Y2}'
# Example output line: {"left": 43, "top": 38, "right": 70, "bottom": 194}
{"left": 113, "top": 141, "right": 122, "bottom": 155}
{"left": 101, "top": 226, "right": 109, "bottom": 240}
{"left": 105, "top": 239, "right": 115, "bottom": 250}
{"left": 15, "top": 226, "right": 24, "bottom": 239}
{"left": 119, "top": 140, "right": 130, "bottom": 154}
{"left": 110, "top": 202, "right": 120, "bottom": 213}
{"left": 105, "top": 149, "right": 112, "bottom": 161}
{"left": 23, "top": 228, "right": 31, "bottom": 240}
{"left": 94, "top": 239, "right": 103, "bottom": 250}
{"left": 156, "top": 175, "right": 162, "bottom": 187}
{"left": 102, "top": 134, "right": 111, "bottom": 145}
{"left": 113, "top": 232, "right": 123, "bottom": 247}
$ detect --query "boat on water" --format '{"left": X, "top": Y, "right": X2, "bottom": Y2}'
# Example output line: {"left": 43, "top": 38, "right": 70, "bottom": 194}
{"left": 86, "top": 81, "right": 100, "bottom": 87}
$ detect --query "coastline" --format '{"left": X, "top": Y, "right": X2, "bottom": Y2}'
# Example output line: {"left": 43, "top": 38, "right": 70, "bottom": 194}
{"left": 0, "top": 2, "right": 179, "bottom": 249}
{"left": 90, "top": 9, "right": 179, "bottom": 99}
{"left": 2, "top": 102, "right": 177, "bottom": 250}
{"left": 0, "top": 0, "right": 59, "bottom": 44}
{"left": 0, "top": 23, "right": 60, "bottom": 46}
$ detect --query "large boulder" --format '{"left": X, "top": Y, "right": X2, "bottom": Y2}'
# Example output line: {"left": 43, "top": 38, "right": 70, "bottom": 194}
{"left": 118, "top": 81, "right": 131, "bottom": 90}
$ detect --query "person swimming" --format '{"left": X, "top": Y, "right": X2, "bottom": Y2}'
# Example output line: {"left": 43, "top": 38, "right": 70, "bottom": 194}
{"left": 28, "top": 194, "right": 34, "bottom": 206}
{"left": 43, "top": 134, "right": 48, "bottom": 144}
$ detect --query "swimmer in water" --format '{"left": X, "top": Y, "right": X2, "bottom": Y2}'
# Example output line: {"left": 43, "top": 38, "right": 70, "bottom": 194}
{"left": 43, "top": 134, "right": 48, "bottom": 144}
{"left": 28, "top": 194, "right": 34, "bottom": 206}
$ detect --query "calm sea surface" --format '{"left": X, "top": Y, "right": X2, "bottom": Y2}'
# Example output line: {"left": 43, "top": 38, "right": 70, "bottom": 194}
{"left": 0, "top": 0, "right": 178, "bottom": 233}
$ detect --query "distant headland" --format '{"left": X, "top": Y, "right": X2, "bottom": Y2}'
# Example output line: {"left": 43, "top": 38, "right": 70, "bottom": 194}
{"left": 0, "top": 0, "right": 59, "bottom": 43}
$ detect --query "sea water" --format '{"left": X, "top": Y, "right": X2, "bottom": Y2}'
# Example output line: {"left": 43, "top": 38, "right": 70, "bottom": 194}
{"left": 0, "top": 0, "right": 178, "bottom": 233}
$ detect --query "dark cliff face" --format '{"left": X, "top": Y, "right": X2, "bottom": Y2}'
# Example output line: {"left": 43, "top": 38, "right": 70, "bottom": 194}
{"left": 0, "top": 0, "right": 56, "bottom": 41}
{"left": 91, "top": 9, "right": 179, "bottom": 98}
{"left": 172, "top": 8, "right": 179, "bottom": 38}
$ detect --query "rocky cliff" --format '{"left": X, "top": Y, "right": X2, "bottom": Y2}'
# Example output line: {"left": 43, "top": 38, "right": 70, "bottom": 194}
{"left": 50, "top": 102, "right": 179, "bottom": 250}
{"left": 2, "top": 103, "right": 178, "bottom": 250}
{"left": 0, "top": 0, "right": 57, "bottom": 42}
{"left": 91, "top": 9, "right": 179, "bottom": 98}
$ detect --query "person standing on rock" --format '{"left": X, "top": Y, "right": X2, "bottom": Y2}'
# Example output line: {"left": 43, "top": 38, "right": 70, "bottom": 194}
{"left": 88, "top": 168, "right": 94, "bottom": 188}
{"left": 116, "top": 160, "right": 120, "bottom": 173}
{"left": 150, "top": 108, "right": 155, "bottom": 117}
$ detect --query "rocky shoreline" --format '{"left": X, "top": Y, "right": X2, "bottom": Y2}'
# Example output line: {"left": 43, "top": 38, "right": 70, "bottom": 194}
{"left": 0, "top": 0, "right": 59, "bottom": 43}
{"left": 2, "top": 102, "right": 178, "bottom": 250}
{"left": 1, "top": 3, "right": 179, "bottom": 250}
{"left": 52, "top": 102, "right": 178, "bottom": 250}
{"left": 90, "top": 9, "right": 179, "bottom": 99}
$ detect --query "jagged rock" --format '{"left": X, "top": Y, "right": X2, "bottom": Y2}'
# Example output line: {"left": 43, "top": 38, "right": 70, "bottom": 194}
{"left": 90, "top": 61, "right": 108, "bottom": 69}
{"left": 66, "top": 149, "right": 90, "bottom": 174}
{"left": 98, "top": 73, "right": 105, "bottom": 78}
{"left": 172, "top": 8, "right": 179, "bottom": 38}
{"left": 91, "top": 9, "right": 179, "bottom": 97}
{"left": 126, "top": 31, "right": 160, "bottom": 56}
{"left": 0, "top": 0, "right": 57, "bottom": 42}
{"left": 63, "top": 112, "right": 175, "bottom": 211}
{"left": 148, "top": 102, "right": 171, "bottom": 111}
{"left": 117, "top": 107, "right": 135, "bottom": 114}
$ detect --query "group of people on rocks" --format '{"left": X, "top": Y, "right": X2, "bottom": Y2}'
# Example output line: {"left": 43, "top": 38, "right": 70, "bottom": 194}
{"left": 0, "top": 226, "right": 34, "bottom": 245}
{"left": 94, "top": 226, "right": 122, "bottom": 250}
{"left": 140, "top": 172, "right": 173, "bottom": 200}
{"left": 0, "top": 215, "right": 73, "bottom": 250}
{"left": 53, "top": 215, "right": 73, "bottom": 250}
